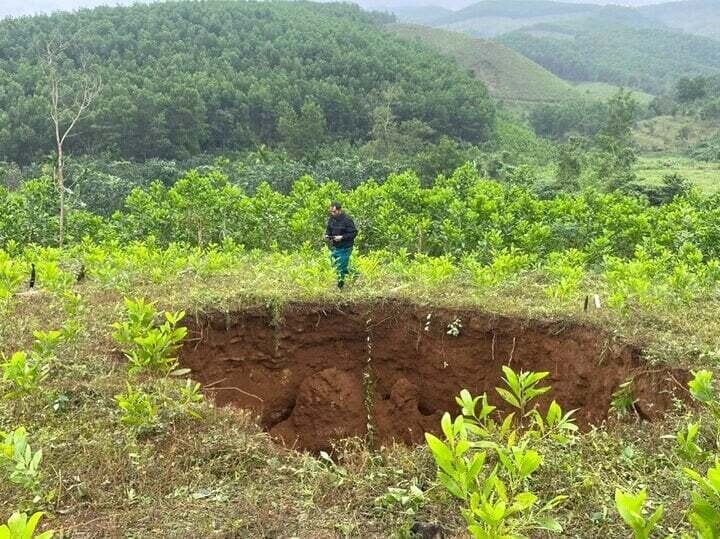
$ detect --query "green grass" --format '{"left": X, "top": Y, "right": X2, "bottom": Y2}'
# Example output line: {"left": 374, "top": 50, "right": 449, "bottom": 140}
{"left": 634, "top": 115, "right": 719, "bottom": 154}
{"left": 635, "top": 155, "right": 720, "bottom": 193}
{"left": 388, "top": 24, "right": 581, "bottom": 105}
{"left": 574, "top": 82, "right": 654, "bottom": 105}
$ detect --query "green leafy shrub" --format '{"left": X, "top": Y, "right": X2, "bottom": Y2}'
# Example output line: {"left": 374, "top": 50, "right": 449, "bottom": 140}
{"left": 1, "top": 352, "right": 48, "bottom": 399}
{"left": 112, "top": 299, "right": 187, "bottom": 374}
{"left": 614, "top": 489, "right": 664, "bottom": 539}
{"left": 496, "top": 366, "right": 551, "bottom": 425}
{"left": 114, "top": 383, "right": 159, "bottom": 434}
{"left": 684, "top": 460, "right": 720, "bottom": 537}
{"left": 0, "top": 428, "right": 43, "bottom": 495}
{"left": 425, "top": 367, "right": 573, "bottom": 538}
{"left": 0, "top": 511, "right": 54, "bottom": 539}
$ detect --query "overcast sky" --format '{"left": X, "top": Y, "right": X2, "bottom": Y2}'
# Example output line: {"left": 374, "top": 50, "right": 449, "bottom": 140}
{"left": 1, "top": 1, "right": 141, "bottom": 18}
{"left": 0, "top": 0, "right": 677, "bottom": 19}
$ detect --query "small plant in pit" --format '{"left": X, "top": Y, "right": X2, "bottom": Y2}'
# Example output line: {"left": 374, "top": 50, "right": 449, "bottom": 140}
{"left": 614, "top": 489, "right": 664, "bottom": 539}
{"left": 0, "top": 511, "right": 54, "bottom": 539}
{"left": 447, "top": 318, "right": 462, "bottom": 337}
{"left": 610, "top": 379, "right": 636, "bottom": 418}
{"left": 112, "top": 298, "right": 187, "bottom": 374}
{"left": 0, "top": 427, "right": 43, "bottom": 497}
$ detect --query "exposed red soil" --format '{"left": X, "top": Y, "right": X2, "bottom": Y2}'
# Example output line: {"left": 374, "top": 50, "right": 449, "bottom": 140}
{"left": 179, "top": 302, "right": 689, "bottom": 453}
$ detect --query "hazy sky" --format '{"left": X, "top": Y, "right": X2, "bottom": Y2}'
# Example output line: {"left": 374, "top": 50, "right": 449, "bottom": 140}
{"left": 1, "top": 1, "right": 141, "bottom": 18}
{"left": 0, "top": 0, "right": 678, "bottom": 19}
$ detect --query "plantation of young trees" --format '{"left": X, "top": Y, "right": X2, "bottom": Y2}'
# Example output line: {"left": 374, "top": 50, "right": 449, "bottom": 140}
{"left": 3, "top": 0, "right": 720, "bottom": 537}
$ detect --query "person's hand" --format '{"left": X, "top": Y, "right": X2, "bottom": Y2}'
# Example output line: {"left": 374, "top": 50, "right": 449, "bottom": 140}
{"left": 333, "top": 235, "right": 343, "bottom": 241}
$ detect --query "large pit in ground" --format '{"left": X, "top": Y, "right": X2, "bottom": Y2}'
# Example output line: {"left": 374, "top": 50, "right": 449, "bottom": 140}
{"left": 179, "top": 302, "right": 689, "bottom": 452}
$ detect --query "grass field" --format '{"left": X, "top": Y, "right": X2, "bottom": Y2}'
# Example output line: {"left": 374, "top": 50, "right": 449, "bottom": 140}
{"left": 574, "top": 82, "right": 655, "bottom": 106}
{"left": 635, "top": 115, "right": 719, "bottom": 154}
{"left": 636, "top": 155, "right": 720, "bottom": 193}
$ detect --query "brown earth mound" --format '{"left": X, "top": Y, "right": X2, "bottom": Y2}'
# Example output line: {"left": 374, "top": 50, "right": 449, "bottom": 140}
{"left": 180, "top": 302, "right": 689, "bottom": 452}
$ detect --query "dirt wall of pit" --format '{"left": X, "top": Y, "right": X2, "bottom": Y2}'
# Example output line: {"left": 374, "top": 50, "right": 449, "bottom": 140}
{"left": 179, "top": 302, "right": 688, "bottom": 452}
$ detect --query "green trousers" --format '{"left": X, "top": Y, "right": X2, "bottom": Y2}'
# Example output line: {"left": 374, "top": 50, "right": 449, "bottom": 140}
{"left": 330, "top": 246, "right": 352, "bottom": 286}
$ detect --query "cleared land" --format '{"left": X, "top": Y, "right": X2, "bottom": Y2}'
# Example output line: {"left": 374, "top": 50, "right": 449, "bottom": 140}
{"left": 388, "top": 24, "right": 581, "bottom": 104}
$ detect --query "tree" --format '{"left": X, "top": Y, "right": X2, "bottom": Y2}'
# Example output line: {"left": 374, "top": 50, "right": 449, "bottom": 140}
{"left": 676, "top": 76, "right": 708, "bottom": 103}
{"left": 42, "top": 40, "right": 102, "bottom": 246}
{"left": 555, "top": 137, "right": 586, "bottom": 189}
{"left": 277, "top": 100, "right": 327, "bottom": 159}
{"left": 594, "top": 89, "right": 638, "bottom": 191}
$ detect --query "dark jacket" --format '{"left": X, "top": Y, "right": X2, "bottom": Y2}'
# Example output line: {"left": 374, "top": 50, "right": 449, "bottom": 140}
{"left": 325, "top": 213, "right": 358, "bottom": 249}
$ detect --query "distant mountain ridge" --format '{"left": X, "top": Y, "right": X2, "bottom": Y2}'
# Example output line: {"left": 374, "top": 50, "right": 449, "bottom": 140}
{"left": 392, "top": 0, "right": 720, "bottom": 39}
{"left": 391, "top": 0, "right": 720, "bottom": 93}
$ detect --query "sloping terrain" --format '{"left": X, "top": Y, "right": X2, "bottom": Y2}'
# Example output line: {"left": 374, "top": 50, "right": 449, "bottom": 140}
{"left": 393, "top": 0, "right": 720, "bottom": 93}
{"left": 389, "top": 24, "right": 580, "bottom": 104}
{"left": 0, "top": 1, "right": 495, "bottom": 164}
{"left": 499, "top": 16, "right": 720, "bottom": 93}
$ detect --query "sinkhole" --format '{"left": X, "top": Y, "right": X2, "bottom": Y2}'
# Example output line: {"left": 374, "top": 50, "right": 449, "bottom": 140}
{"left": 179, "top": 302, "right": 689, "bottom": 453}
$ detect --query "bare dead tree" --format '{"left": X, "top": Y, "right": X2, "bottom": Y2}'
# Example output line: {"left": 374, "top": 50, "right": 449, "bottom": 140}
{"left": 42, "top": 40, "right": 102, "bottom": 247}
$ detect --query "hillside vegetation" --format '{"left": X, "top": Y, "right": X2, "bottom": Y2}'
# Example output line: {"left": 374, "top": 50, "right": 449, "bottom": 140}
{"left": 0, "top": 1, "right": 495, "bottom": 165}
{"left": 388, "top": 24, "right": 580, "bottom": 104}
{"left": 499, "top": 17, "right": 720, "bottom": 93}
{"left": 640, "top": 0, "right": 720, "bottom": 40}
{"left": 396, "top": 0, "right": 720, "bottom": 94}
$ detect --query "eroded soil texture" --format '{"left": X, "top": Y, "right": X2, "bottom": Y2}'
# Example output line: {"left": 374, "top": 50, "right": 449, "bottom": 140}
{"left": 179, "top": 302, "right": 689, "bottom": 452}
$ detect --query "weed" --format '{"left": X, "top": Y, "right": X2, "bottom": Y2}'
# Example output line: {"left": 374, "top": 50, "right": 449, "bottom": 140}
{"left": 610, "top": 379, "right": 636, "bottom": 418}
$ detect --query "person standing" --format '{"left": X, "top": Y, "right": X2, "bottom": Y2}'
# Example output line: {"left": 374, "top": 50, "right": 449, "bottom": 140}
{"left": 324, "top": 201, "right": 357, "bottom": 289}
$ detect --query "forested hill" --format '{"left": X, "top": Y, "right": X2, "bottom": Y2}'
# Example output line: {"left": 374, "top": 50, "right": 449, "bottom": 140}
{"left": 0, "top": 1, "right": 495, "bottom": 165}
{"left": 498, "top": 16, "right": 720, "bottom": 93}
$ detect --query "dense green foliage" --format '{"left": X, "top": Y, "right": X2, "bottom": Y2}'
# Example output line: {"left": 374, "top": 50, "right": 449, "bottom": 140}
{"left": 530, "top": 99, "right": 607, "bottom": 139}
{"left": 396, "top": 0, "right": 720, "bottom": 93}
{"left": 1, "top": 163, "right": 716, "bottom": 278}
{"left": 0, "top": 1, "right": 495, "bottom": 164}
{"left": 498, "top": 17, "right": 720, "bottom": 93}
